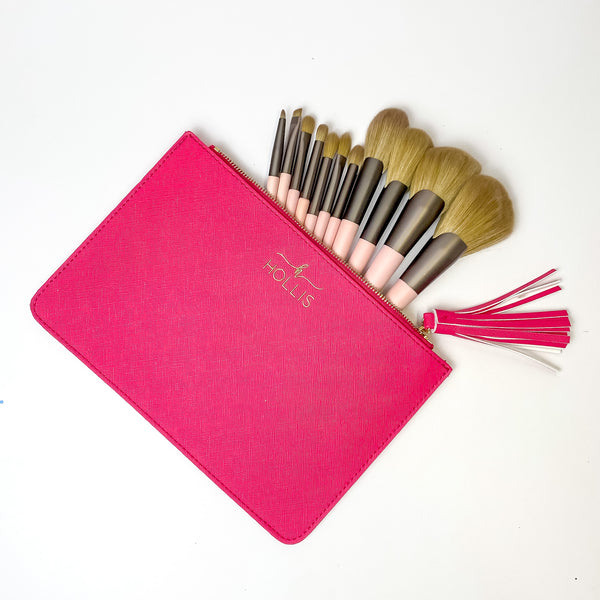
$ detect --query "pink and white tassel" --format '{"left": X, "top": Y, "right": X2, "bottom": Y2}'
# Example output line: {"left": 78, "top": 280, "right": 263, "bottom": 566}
{"left": 422, "top": 269, "right": 571, "bottom": 372}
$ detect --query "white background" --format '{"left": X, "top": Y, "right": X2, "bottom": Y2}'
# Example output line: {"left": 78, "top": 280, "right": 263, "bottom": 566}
{"left": 1, "top": 1, "right": 599, "bottom": 598}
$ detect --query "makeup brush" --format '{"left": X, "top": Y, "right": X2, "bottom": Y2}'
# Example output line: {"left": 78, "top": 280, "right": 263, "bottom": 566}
{"left": 267, "top": 110, "right": 286, "bottom": 197}
{"left": 331, "top": 108, "right": 409, "bottom": 260}
{"left": 347, "top": 128, "right": 433, "bottom": 273}
{"left": 312, "top": 133, "right": 352, "bottom": 241}
{"left": 285, "top": 116, "right": 315, "bottom": 215}
{"left": 276, "top": 108, "right": 302, "bottom": 205}
{"left": 322, "top": 145, "right": 364, "bottom": 248}
{"left": 295, "top": 124, "right": 329, "bottom": 225}
{"left": 386, "top": 174, "right": 515, "bottom": 309}
{"left": 304, "top": 132, "right": 341, "bottom": 233}
{"left": 364, "top": 147, "right": 481, "bottom": 290}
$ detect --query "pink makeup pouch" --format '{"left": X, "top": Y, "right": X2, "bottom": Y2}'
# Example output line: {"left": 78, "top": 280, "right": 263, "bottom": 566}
{"left": 31, "top": 132, "right": 451, "bottom": 543}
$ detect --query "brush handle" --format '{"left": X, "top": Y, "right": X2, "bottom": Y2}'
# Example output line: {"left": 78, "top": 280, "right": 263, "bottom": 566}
{"left": 322, "top": 216, "right": 342, "bottom": 248}
{"left": 295, "top": 196, "right": 310, "bottom": 225}
{"left": 276, "top": 173, "right": 291, "bottom": 206}
{"left": 286, "top": 188, "right": 301, "bottom": 215}
{"left": 331, "top": 219, "right": 359, "bottom": 261}
{"left": 266, "top": 175, "right": 279, "bottom": 198}
{"left": 313, "top": 211, "right": 330, "bottom": 242}
{"left": 348, "top": 238, "right": 376, "bottom": 274}
{"left": 364, "top": 245, "right": 405, "bottom": 290}
{"left": 386, "top": 233, "right": 467, "bottom": 308}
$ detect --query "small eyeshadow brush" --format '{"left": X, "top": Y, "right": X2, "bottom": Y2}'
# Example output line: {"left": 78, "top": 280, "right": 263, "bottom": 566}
{"left": 267, "top": 110, "right": 286, "bottom": 197}
{"left": 304, "top": 132, "right": 340, "bottom": 233}
{"left": 285, "top": 116, "right": 315, "bottom": 215}
{"left": 276, "top": 108, "right": 302, "bottom": 205}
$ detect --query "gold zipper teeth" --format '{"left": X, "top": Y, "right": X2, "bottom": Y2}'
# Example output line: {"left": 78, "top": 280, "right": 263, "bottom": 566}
{"left": 211, "top": 146, "right": 431, "bottom": 343}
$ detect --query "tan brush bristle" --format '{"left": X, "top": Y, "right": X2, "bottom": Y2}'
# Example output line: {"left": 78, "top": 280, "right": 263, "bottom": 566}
{"left": 348, "top": 145, "right": 365, "bottom": 167}
{"left": 323, "top": 133, "right": 339, "bottom": 159}
{"left": 280, "top": 109, "right": 285, "bottom": 118}
{"left": 386, "top": 128, "right": 433, "bottom": 185}
{"left": 364, "top": 108, "right": 409, "bottom": 169}
{"left": 315, "top": 124, "right": 329, "bottom": 142}
{"left": 302, "top": 116, "right": 315, "bottom": 134}
{"left": 410, "top": 146, "right": 481, "bottom": 204}
{"left": 337, "top": 132, "right": 352, "bottom": 158}
{"left": 292, "top": 108, "right": 302, "bottom": 118}
{"left": 435, "top": 174, "right": 515, "bottom": 255}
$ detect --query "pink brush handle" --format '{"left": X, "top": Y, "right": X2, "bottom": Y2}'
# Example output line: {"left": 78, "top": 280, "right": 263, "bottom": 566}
{"left": 313, "top": 211, "right": 330, "bottom": 242}
{"left": 295, "top": 197, "right": 310, "bottom": 225}
{"left": 266, "top": 175, "right": 279, "bottom": 198}
{"left": 286, "top": 188, "right": 301, "bottom": 215}
{"left": 364, "top": 245, "right": 404, "bottom": 290}
{"left": 276, "top": 173, "right": 291, "bottom": 206}
{"left": 331, "top": 220, "right": 359, "bottom": 261}
{"left": 348, "top": 238, "right": 376, "bottom": 275}
{"left": 304, "top": 213, "right": 317, "bottom": 234}
{"left": 322, "top": 217, "right": 341, "bottom": 249}
{"left": 385, "top": 279, "right": 417, "bottom": 309}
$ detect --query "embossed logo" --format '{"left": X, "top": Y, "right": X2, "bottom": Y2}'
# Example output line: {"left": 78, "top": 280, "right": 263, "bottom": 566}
{"left": 262, "top": 252, "right": 322, "bottom": 308}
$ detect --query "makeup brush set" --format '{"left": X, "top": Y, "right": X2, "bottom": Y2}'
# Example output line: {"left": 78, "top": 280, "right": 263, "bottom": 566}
{"left": 267, "top": 108, "right": 571, "bottom": 370}
{"left": 30, "top": 111, "right": 571, "bottom": 543}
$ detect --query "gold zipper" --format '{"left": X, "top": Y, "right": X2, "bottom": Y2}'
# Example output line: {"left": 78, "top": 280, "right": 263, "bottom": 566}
{"left": 211, "top": 146, "right": 432, "bottom": 344}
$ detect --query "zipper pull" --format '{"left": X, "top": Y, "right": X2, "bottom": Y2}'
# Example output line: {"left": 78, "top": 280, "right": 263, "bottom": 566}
{"left": 421, "top": 269, "right": 571, "bottom": 372}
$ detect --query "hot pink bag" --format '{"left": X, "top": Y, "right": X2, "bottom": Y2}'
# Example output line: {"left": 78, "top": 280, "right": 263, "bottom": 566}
{"left": 31, "top": 132, "right": 451, "bottom": 543}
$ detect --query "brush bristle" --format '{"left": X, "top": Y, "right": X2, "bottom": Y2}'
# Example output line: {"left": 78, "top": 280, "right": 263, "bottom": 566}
{"left": 348, "top": 145, "right": 365, "bottom": 167}
{"left": 337, "top": 133, "right": 352, "bottom": 158}
{"left": 386, "top": 128, "right": 433, "bottom": 185}
{"left": 323, "top": 133, "right": 339, "bottom": 159}
{"left": 292, "top": 108, "right": 302, "bottom": 118}
{"left": 280, "top": 109, "right": 285, "bottom": 118}
{"left": 364, "top": 108, "right": 409, "bottom": 169}
{"left": 302, "top": 116, "right": 315, "bottom": 134}
{"left": 315, "top": 124, "right": 329, "bottom": 142}
{"left": 435, "top": 174, "right": 514, "bottom": 254}
{"left": 410, "top": 147, "right": 481, "bottom": 203}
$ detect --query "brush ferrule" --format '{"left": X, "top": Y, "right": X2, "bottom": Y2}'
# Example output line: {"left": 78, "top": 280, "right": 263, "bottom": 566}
{"left": 308, "top": 156, "right": 333, "bottom": 216}
{"left": 268, "top": 116, "right": 286, "bottom": 177}
{"left": 385, "top": 190, "right": 445, "bottom": 255}
{"left": 331, "top": 163, "right": 359, "bottom": 219}
{"left": 360, "top": 180, "right": 407, "bottom": 244}
{"left": 400, "top": 232, "right": 467, "bottom": 293}
{"left": 300, "top": 140, "right": 324, "bottom": 199}
{"left": 281, "top": 117, "right": 301, "bottom": 174}
{"left": 290, "top": 131, "right": 311, "bottom": 191}
{"left": 319, "top": 154, "right": 346, "bottom": 214}
{"left": 342, "top": 157, "right": 383, "bottom": 225}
